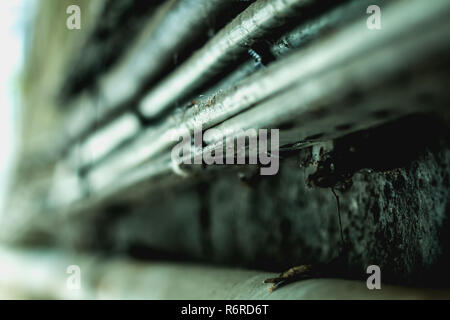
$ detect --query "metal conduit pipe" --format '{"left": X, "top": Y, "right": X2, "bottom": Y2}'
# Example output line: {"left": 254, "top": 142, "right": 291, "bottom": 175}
{"left": 69, "top": 0, "right": 376, "bottom": 174}
{"left": 63, "top": 0, "right": 234, "bottom": 144}
{"left": 138, "top": 0, "right": 314, "bottom": 118}
{"left": 72, "top": 0, "right": 349, "bottom": 173}
{"left": 84, "top": 0, "right": 450, "bottom": 194}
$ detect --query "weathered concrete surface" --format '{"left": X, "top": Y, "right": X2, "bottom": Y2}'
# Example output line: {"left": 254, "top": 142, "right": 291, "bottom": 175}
{"left": 83, "top": 116, "right": 450, "bottom": 288}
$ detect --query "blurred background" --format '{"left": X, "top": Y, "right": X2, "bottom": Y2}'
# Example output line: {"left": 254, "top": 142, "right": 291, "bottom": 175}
{"left": 1, "top": 0, "right": 450, "bottom": 299}
{"left": 0, "top": 1, "right": 28, "bottom": 221}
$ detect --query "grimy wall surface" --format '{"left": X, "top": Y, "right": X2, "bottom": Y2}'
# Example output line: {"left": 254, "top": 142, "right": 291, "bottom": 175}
{"left": 2, "top": 0, "right": 450, "bottom": 298}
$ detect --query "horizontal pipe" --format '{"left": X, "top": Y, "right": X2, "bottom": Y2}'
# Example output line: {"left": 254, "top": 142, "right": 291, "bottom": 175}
{"left": 63, "top": 0, "right": 233, "bottom": 144}
{"left": 139, "top": 0, "right": 313, "bottom": 118}
{"left": 82, "top": 0, "right": 450, "bottom": 194}
{"left": 66, "top": 0, "right": 374, "bottom": 172}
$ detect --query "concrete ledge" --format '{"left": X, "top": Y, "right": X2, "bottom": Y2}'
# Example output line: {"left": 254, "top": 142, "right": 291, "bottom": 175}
{"left": 0, "top": 247, "right": 448, "bottom": 299}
